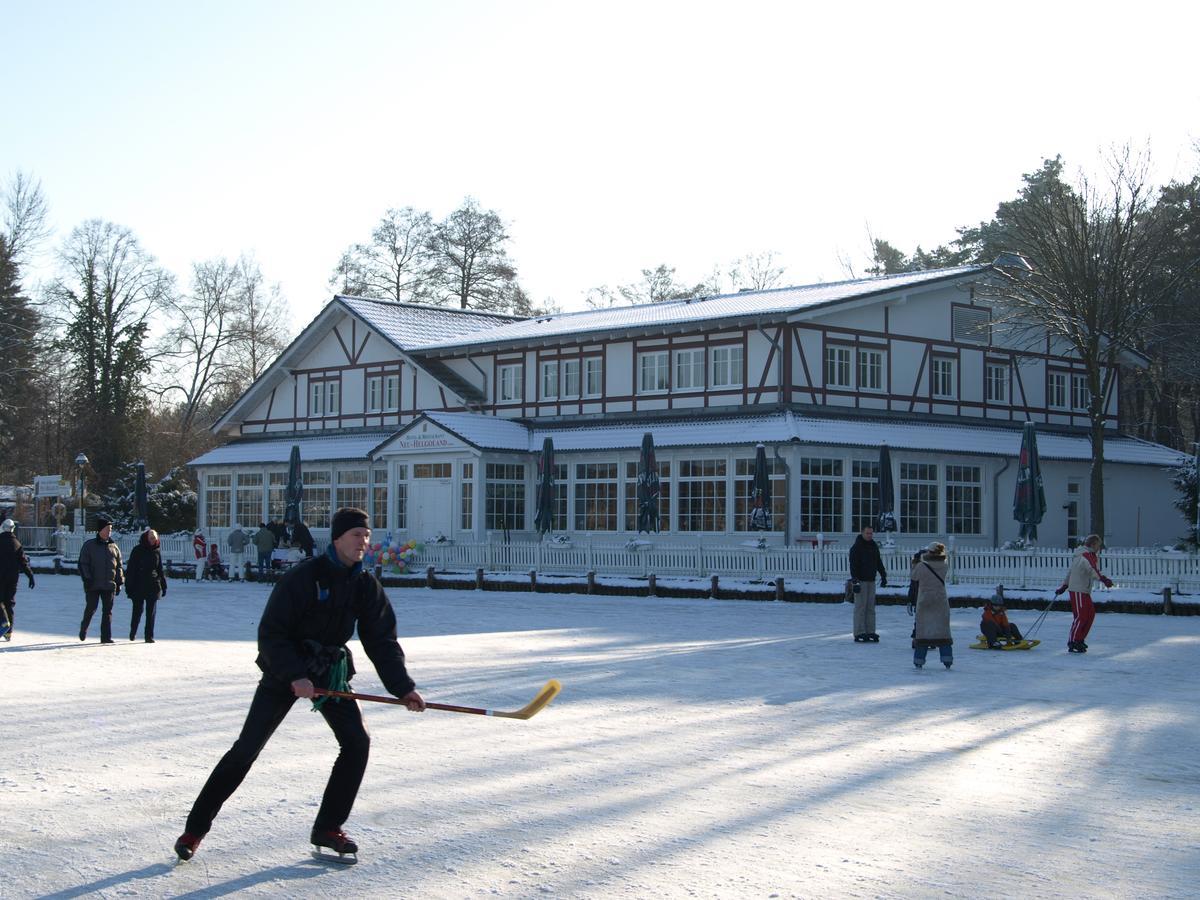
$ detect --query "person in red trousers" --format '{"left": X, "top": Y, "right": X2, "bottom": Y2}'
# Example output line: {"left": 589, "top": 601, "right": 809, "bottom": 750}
{"left": 1054, "top": 534, "right": 1112, "bottom": 653}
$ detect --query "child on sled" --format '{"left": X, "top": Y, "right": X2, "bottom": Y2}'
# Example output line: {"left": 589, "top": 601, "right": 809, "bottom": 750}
{"left": 981, "top": 586, "right": 1023, "bottom": 649}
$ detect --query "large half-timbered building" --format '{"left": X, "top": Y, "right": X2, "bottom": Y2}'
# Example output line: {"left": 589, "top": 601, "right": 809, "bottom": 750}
{"left": 190, "top": 263, "right": 1184, "bottom": 547}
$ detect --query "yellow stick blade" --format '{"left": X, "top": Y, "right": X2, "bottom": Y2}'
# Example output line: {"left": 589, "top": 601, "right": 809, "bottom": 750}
{"left": 496, "top": 679, "right": 562, "bottom": 720}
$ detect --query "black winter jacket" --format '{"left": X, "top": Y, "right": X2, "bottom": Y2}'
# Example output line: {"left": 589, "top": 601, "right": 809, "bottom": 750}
{"left": 255, "top": 549, "right": 415, "bottom": 698}
{"left": 79, "top": 537, "right": 124, "bottom": 592}
{"left": 125, "top": 542, "right": 167, "bottom": 601}
{"left": 0, "top": 533, "right": 33, "bottom": 585}
{"left": 848, "top": 535, "right": 887, "bottom": 583}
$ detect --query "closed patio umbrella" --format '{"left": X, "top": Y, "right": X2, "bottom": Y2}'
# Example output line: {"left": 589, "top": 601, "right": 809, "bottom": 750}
{"left": 533, "top": 437, "right": 556, "bottom": 536}
{"left": 1013, "top": 421, "right": 1047, "bottom": 542}
{"left": 875, "top": 444, "right": 897, "bottom": 535}
{"left": 284, "top": 445, "right": 304, "bottom": 526}
{"left": 748, "top": 443, "right": 772, "bottom": 531}
{"left": 637, "top": 432, "right": 661, "bottom": 534}
{"left": 134, "top": 462, "right": 150, "bottom": 530}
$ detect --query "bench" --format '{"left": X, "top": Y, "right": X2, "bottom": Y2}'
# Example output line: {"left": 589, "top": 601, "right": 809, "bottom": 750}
{"left": 164, "top": 560, "right": 197, "bottom": 581}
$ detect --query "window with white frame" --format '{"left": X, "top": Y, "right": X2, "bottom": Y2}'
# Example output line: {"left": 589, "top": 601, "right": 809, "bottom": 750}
{"left": 1071, "top": 374, "right": 1090, "bottom": 411}
{"left": 268, "top": 471, "right": 287, "bottom": 521}
{"left": 562, "top": 359, "right": 580, "bottom": 398}
{"left": 931, "top": 357, "right": 956, "bottom": 399}
{"left": 550, "top": 462, "right": 568, "bottom": 531}
{"left": 414, "top": 463, "right": 452, "bottom": 479}
{"left": 1048, "top": 371, "right": 1067, "bottom": 409}
{"left": 371, "top": 467, "right": 388, "bottom": 530}
{"left": 498, "top": 364, "right": 522, "bottom": 402}
{"left": 394, "top": 464, "right": 408, "bottom": 529}
{"left": 302, "top": 470, "right": 332, "bottom": 528}
{"left": 385, "top": 373, "right": 400, "bottom": 411}
{"left": 624, "top": 460, "right": 670, "bottom": 532}
{"left": 825, "top": 346, "right": 851, "bottom": 388}
{"left": 677, "top": 459, "right": 727, "bottom": 531}
{"left": 638, "top": 351, "right": 669, "bottom": 393}
{"left": 540, "top": 360, "right": 559, "bottom": 400}
{"left": 858, "top": 349, "right": 884, "bottom": 391}
{"left": 336, "top": 468, "right": 368, "bottom": 513}
{"left": 367, "top": 376, "right": 382, "bottom": 412}
{"left": 798, "top": 457, "right": 843, "bottom": 533}
{"left": 584, "top": 357, "right": 603, "bottom": 396}
{"left": 309, "top": 381, "right": 323, "bottom": 416}
{"left": 734, "top": 457, "right": 787, "bottom": 531}
{"left": 711, "top": 345, "right": 743, "bottom": 388}
{"left": 205, "top": 473, "right": 231, "bottom": 528}
{"left": 851, "top": 460, "right": 880, "bottom": 532}
{"left": 945, "top": 465, "right": 982, "bottom": 534}
{"left": 899, "top": 462, "right": 938, "bottom": 533}
{"left": 460, "top": 462, "right": 473, "bottom": 531}
{"left": 485, "top": 463, "right": 526, "bottom": 530}
{"left": 325, "top": 380, "right": 340, "bottom": 416}
{"left": 573, "top": 462, "right": 619, "bottom": 531}
{"left": 235, "top": 473, "right": 263, "bottom": 527}
{"left": 674, "top": 348, "right": 705, "bottom": 391}
{"left": 986, "top": 363, "right": 1009, "bottom": 404}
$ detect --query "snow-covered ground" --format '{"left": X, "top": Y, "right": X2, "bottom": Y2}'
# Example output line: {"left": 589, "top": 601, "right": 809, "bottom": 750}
{"left": 3, "top": 574, "right": 1198, "bottom": 899}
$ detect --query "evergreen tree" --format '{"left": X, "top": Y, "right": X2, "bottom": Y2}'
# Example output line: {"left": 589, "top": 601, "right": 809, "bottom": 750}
{"left": 0, "top": 234, "right": 40, "bottom": 481}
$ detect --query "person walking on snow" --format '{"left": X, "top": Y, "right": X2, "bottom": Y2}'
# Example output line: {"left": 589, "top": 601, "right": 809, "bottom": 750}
{"left": 1055, "top": 533, "right": 1112, "bottom": 653}
{"left": 78, "top": 515, "right": 124, "bottom": 643}
{"left": 174, "top": 507, "right": 425, "bottom": 863}
{"left": 125, "top": 528, "right": 167, "bottom": 642}
{"left": 848, "top": 524, "right": 888, "bottom": 642}
{"left": 910, "top": 542, "right": 953, "bottom": 669}
{"left": 0, "top": 519, "right": 35, "bottom": 640}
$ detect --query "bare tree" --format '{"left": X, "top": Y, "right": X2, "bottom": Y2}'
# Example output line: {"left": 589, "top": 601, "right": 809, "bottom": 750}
{"left": 982, "top": 151, "right": 1179, "bottom": 537}
{"left": 428, "top": 197, "right": 520, "bottom": 311}
{"left": 227, "top": 256, "right": 289, "bottom": 389}
{"left": 2, "top": 170, "right": 52, "bottom": 266}
{"left": 729, "top": 251, "right": 787, "bottom": 291}
{"left": 329, "top": 207, "right": 436, "bottom": 303}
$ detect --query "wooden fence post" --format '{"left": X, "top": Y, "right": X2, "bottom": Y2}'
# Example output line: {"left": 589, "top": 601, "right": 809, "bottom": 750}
{"left": 529, "top": 569, "right": 537, "bottom": 592}
{"left": 587, "top": 570, "right": 596, "bottom": 594}
{"left": 648, "top": 573, "right": 657, "bottom": 597}
{"left": 775, "top": 576, "right": 785, "bottom": 601}
{"left": 1163, "top": 586, "right": 1174, "bottom": 616}
{"left": 475, "top": 567, "right": 485, "bottom": 590}
{"left": 710, "top": 574, "right": 719, "bottom": 599}
{"left": 426, "top": 565, "right": 436, "bottom": 588}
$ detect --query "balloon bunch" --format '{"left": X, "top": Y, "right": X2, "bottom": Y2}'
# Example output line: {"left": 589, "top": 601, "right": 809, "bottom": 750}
{"left": 364, "top": 537, "right": 424, "bottom": 573}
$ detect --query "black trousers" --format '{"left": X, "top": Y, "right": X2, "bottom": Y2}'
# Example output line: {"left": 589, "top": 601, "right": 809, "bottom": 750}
{"left": 129, "top": 596, "right": 158, "bottom": 640}
{"left": 981, "top": 620, "right": 1023, "bottom": 642}
{"left": 81, "top": 590, "right": 115, "bottom": 641}
{"left": 185, "top": 676, "right": 370, "bottom": 837}
{"left": 1, "top": 580, "right": 15, "bottom": 631}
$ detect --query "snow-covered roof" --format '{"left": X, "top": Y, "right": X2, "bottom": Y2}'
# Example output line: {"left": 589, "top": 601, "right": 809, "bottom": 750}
{"left": 188, "top": 430, "right": 396, "bottom": 467}
{"left": 412, "top": 266, "right": 987, "bottom": 351}
{"left": 336, "top": 295, "right": 520, "bottom": 350}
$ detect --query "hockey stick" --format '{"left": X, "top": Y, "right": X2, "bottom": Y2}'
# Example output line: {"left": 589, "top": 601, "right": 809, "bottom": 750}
{"left": 312, "top": 679, "right": 561, "bottom": 720}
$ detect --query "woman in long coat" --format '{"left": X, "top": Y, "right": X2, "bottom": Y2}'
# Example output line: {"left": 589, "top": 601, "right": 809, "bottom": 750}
{"left": 126, "top": 529, "right": 167, "bottom": 642}
{"left": 910, "top": 541, "right": 952, "bottom": 669}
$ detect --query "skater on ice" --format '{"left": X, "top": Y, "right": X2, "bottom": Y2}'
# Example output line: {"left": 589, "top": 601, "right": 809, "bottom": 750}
{"left": 909, "top": 542, "right": 952, "bottom": 669}
{"left": 174, "top": 507, "right": 425, "bottom": 864}
{"left": 78, "top": 514, "right": 123, "bottom": 644}
{"left": 0, "top": 518, "right": 35, "bottom": 640}
{"left": 124, "top": 528, "right": 167, "bottom": 642}
{"left": 848, "top": 524, "right": 887, "bottom": 642}
{"left": 1055, "top": 534, "right": 1113, "bottom": 653}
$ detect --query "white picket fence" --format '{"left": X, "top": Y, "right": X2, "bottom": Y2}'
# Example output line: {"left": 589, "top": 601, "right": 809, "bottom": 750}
{"left": 53, "top": 533, "right": 1200, "bottom": 592}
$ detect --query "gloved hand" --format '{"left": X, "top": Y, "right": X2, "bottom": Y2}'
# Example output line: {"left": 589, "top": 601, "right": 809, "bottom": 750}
{"left": 1101, "top": 576, "right": 1114, "bottom": 588}
{"left": 880, "top": 577, "right": 888, "bottom": 588}
{"left": 1054, "top": 586, "right": 1066, "bottom": 597}
{"left": 27, "top": 574, "right": 35, "bottom": 589}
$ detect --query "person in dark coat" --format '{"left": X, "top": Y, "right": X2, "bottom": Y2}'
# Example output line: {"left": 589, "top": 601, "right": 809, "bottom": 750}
{"left": 269, "top": 518, "right": 287, "bottom": 548}
{"left": 174, "top": 507, "right": 425, "bottom": 863}
{"left": 253, "top": 522, "right": 276, "bottom": 573}
{"left": 0, "top": 518, "right": 35, "bottom": 640}
{"left": 125, "top": 528, "right": 167, "bottom": 642}
{"left": 847, "top": 525, "right": 888, "bottom": 642}
{"left": 291, "top": 520, "right": 315, "bottom": 558}
{"left": 78, "top": 514, "right": 124, "bottom": 643}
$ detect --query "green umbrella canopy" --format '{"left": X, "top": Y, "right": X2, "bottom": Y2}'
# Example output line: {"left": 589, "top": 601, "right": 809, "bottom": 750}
{"left": 748, "top": 443, "right": 773, "bottom": 531}
{"left": 637, "top": 433, "right": 661, "bottom": 534}
{"left": 1013, "top": 422, "right": 1047, "bottom": 541}
{"left": 285, "top": 445, "right": 303, "bottom": 526}
{"left": 533, "top": 437, "right": 556, "bottom": 536}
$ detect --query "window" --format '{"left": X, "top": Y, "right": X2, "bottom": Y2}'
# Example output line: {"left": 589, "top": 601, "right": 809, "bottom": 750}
{"left": 900, "top": 463, "right": 938, "bottom": 534}
{"left": 986, "top": 363, "right": 1009, "bottom": 404}
{"left": 1048, "top": 371, "right": 1067, "bottom": 409}
{"left": 498, "top": 364, "right": 522, "bottom": 402}
{"left": 414, "top": 463, "right": 452, "bottom": 479}
{"left": 584, "top": 357, "right": 603, "bottom": 396}
{"left": 825, "top": 346, "right": 851, "bottom": 388}
{"left": 624, "top": 460, "right": 670, "bottom": 532}
{"left": 325, "top": 380, "right": 340, "bottom": 416}
{"left": 945, "top": 465, "right": 982, "bottom": 534}
{"left": 336, "top": 468, "right": 368, "bottom": 513}
{"left": 798, "top": 458, "right": 843, "bottom": 533}
{"left": 302, "top": 470, "right": 331, "bottom": 528}
{"left": 734, "top": 457, "right": 787, "bottom": 531}
{"left": 677, "top": 459, "right": 727, "bottom": 532}
{"left": 952, "top": 305, "right": 991, "bottom": 344}
{"left": 931, "top": 358, "right": 956, "bottom": 399}
{"left": 1071, "top": 374, "right": 1090, "bottom": 411}
{"left": 540, "top": 360, "right": 559, "bottom": 400}
{"left": 268, "top": 471, "right": 288, "bottom": 521}
{"left": 371, "top": 467, "right": 388, "bottom": 530}
{"left": 385, "top": 374, "right": 400, "bottom": 411}
{"left": 711, "top": 345, "right": 743, "bottom": 388}
{"left": 573, "top": 463, "right": 619, "bottom": 531}
{"left": 851, "top": 460, "right": 880, "bottom": 532}
{"left": 205, "top": 473, "right": 231, "bottom": 528}
{"left": 235, "top": 472, "right": 262, "bottom": 527}
{"left": 638, "top": 351, "right": 669, "bottom": 393}
{"left": 858, "top": 349, "right": 884, "bottom": 391}
{"left": 562, "top": 359, "right": 580, "bottom": 399}
{"left": 551, "top": 462, "right": 568, "bottom": 531}
{"left": 461, "top": 463, "right": 474, "bottom": 530}
{"left": 395, "top": 464, "right": 408, "bottom": 529}
{"left": 485, "top": 463, "right": 526, "bottom": 530}
{"left": 674, "top": 348, "right": 705, "bottom": 391}
{"left": 367, "top": 376, "right": 382, "bottom": 413}
{"left": 1066, "top": 480, "right": 1081, "bottom": 547}
{"left": 309, "top": 381, "right": 323, "bottom": 416}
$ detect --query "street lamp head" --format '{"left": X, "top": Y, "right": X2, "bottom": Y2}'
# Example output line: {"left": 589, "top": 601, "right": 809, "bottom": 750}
{"left": 75, "top": 452, "right": 89, "bottom": 467}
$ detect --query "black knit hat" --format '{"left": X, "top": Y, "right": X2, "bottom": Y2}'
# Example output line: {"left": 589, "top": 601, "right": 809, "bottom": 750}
{"left": 95, "top": 514, "right": 113, "bottom": 532}
{"left": 330, "top": 507, "right": 370, "bottom": 540}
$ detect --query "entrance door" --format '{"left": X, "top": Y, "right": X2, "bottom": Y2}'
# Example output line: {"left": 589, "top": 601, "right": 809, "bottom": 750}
{"left": 412, "top": 479, "right": 454, "bottom": 539}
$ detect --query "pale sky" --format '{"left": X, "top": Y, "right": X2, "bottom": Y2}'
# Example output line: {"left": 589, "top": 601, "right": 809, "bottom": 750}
{"left": 4, "top": 0, "right": 1198, "bottom": 333}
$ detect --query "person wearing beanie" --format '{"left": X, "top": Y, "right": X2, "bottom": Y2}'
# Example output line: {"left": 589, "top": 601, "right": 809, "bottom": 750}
{"left": 175, "top": 507, "right": 425, "bottom": 864}
{"left": 0, "top": 518, "right": 35, "bottom": 640}
{"left": 125, "top": 529, "right": 167, "bottom": 642}
{"left": 78, "top": 515, "right": 123, "bottom": 643}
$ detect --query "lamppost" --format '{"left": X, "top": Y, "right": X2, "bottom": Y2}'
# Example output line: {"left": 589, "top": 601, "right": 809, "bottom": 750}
{"left": 75, "top": 451, "right": 89, "bottom": 532}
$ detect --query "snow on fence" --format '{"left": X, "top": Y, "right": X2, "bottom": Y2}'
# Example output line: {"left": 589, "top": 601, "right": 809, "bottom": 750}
{"left": 53, "top": 533, "right": 1200, "bottom": 592}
